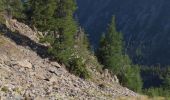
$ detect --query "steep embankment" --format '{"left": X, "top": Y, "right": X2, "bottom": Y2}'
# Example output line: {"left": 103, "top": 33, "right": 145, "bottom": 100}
{"left": 0, "top": 19, "right": 137, "bottom": 99}
{"left": 76, "top": 0, "right": 170, "bottom": 66}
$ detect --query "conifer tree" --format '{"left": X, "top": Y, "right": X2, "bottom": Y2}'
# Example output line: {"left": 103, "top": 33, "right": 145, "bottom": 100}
{"left": 119, "top": 64, "right": 142, "bottom": 92}
{"left": 97, "top": 17, "right": 124, "bottom": 74}
{"left": 0, "top": 0, "right": 23, "bottom": 23}
{"left": 28, "top": 0, "right": 77, "bottom": 64}
{"left": 97, "top": 16, "right": 142, "bottom": 92}
{"left": 9, "top": 0, "right": 24, "bottom": 19}
{"left": 49, "top": 0, "right": 77, "bottom": 65}
{"left": 1, "top": 0, "right": 24, "bottom": 19}
{"left": 28, "top": 0, "right": 56, "bottom": 31}
{"left": 163, "top": 73, "right": 170, "bottom": 90}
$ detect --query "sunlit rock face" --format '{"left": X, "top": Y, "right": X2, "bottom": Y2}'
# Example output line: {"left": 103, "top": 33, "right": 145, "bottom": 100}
{"left": 76, "top": 0, "right": 170, "bottom": 66}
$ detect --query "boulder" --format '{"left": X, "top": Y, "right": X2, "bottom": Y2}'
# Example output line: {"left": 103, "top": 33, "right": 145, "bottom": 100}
{"left": 13, "top": 60, "right": 32, "bottom": 69}
{"left": 113, "top": 75, "right": 119, "bottom": 83}
{"left": 49, "top": 75, "right": 58, "bottom": 83}
{"left": 50, "top": 62, "right": 61, "bottom": 68}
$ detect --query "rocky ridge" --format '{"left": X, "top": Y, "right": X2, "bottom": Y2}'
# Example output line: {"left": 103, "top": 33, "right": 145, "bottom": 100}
{"left": 0, "top": 19, "right": 138, "bottom": 100}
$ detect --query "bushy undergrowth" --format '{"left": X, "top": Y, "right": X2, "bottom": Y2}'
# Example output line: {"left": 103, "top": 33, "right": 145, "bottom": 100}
{"left": 40, "top": 34, "right": 91, "bottom": 79}
{"left": 143, "top": 87, "right": 170, "bottom": 98}
{"left": 0, "top": 16, "right": 5, "bottom": 25}
{"left": 68, "top": 57, "right": 90, "bottom": 79}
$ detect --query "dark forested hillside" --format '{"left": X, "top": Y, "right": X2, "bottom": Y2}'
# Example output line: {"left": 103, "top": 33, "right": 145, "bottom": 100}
{"left": 76, "top": 0, "right": 170, "bottom": 67}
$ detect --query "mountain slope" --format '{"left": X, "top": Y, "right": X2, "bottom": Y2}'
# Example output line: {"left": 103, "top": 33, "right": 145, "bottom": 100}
{"left": 0, "top": 19, "right": 137, "bottom": 99}
{"left": 76, "top": 0, "right": 170, "bottom": 66}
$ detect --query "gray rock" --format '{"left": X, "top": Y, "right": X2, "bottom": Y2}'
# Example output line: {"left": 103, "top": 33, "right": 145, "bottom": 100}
{"left": 113, "top": 75, "right": 119, "bottom": 83}
{"left": 48, "top": 75, "right": 58, "bottom": 83}
{"left": 14, "top": 60, "right": 32, "bottom": 69}
{"left": 50, "top": 62, "right": 61, "bottom": 68}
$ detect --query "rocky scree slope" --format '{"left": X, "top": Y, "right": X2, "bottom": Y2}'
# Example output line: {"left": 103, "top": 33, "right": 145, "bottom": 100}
{"left": 0, "top": 19, "right": 137, "bottom": 100}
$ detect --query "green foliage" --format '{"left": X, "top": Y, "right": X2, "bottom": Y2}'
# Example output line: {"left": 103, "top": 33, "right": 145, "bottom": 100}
{"left": 97, "top": 17, "right": 124, "bottom": 74}
{"left": 119, "top": 64, "right": 143, "bottom": 92}
{"left": 9, "top": 0, "right": 24, "bottom": 19}
{"left": 0, "top": 0, "right": 6, "bottom": 24}
{"left": 28, "top": 0, "right": 76, "bottom": 60}
{"left": 163, "top": 75, "right": 170, "bottom": 90}
{"left": 28, "top": 0, "right": 91, "bottom": 79}
{"left": 28, "top": 0, "right": 57, "bottom": 31}
{"left": 39, "top": 34, "right": 55, "bottom": 44}
{"left": 141, "top": 67, "right": 170, "bottom": 97}
{"left": 162, "top": 68, "right": 170, "bottom": 91}
{"left": 1, "top": 0, "right": 24, "bottom": 19}
{"left": 1, "top": 86, "right": 9, "bottom": 93}
{"left": 97, "top": 17, "right": 122, "bottom": 69}
{"left": 68, "top": 57, "right": 90, "bottom": 79}
{"left": 0, "top": 16, "right": 5, "bottom": 24}
{"left": 28, "top": 0, "right": 77, "bottom": 32}
{"left": 0, "top": 0, "right": 4, "bottom": 12}
{"left": 48, "top": 41, "right": 74, "bottom": 65}
{"left": 0, "top": 0, "right": 24, "bottom": 24}
{"left": 97, "top": 16, "right": 143, "bottom": 92}
{"left": 144, "top": 87, "right": 170, "bottom": 98}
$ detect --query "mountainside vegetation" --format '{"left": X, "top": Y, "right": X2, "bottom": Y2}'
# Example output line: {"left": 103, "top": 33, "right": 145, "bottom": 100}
{"left": 0, "top": 0, "right": 170, "bottom": 99}
{"left": 96, "top": 17, "right": 142, "bottom": 92}
{"left": 25, "top": 0, "right": 101, "bottom": 79}
{"left": 76, "top": 0, "right": 170, "bottom": 98}
{"left": 142, "top": 67, "right": 170, "bottom": 97}
{"left": 0, "top": 0, "right": 24, "bottom": 20}
{"left": 76, "top": 0, "right": 170, "bottom": 67}
{"left": 0, "top": 0, "right": 89, "bottom": 79}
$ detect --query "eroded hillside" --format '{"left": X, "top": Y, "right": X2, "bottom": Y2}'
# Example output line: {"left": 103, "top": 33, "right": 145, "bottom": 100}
{"left": 0, "top": 19, "right": 137, "bottom": 100}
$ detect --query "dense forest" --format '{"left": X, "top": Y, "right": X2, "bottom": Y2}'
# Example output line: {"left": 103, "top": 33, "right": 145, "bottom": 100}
{"left": 0, "top": 0, "right": 170, "bottom": 98}
{"left": 76, "top": 0, "right": 170, "bottom": 67}
{"left": 76, "top": 0, "right": 170, "bottom": 98}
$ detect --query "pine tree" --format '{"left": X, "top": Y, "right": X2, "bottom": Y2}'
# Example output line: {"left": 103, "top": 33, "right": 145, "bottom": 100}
{"left": 28, "top": 0, "right": 56, "bottom": 31}
{"left": 119, "top": 64, "right": 142, "bottom": 92}
{"left": 9, "top": 0, "right": 24, "bottom": 19}
{"left": 97, "top": 17, "right": 124, "bottom": 74}
{"left": 1, "top": 0, "right": 24, "bottom": 19}
{"left": 0, "top": 0, "right": 24, "bottom": 23}
{"left": 29, "top": 0, "right": 77, "bottom": 65}
{"left": 49, "top": 0, "right": 77, "bottom": 65}
{"left": 97, "top": 16, "right": 143, "bottom": 92}
{"left": 48, "top": 0, "right": 91, "bottom": 78}
{"left": 163, "top": 70, "right": 170, "bottom": 90}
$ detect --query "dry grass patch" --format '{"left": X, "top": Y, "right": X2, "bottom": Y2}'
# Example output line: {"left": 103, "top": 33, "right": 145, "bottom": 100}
{"left": 116, "top": 95, "right": 166, "bottom": 100}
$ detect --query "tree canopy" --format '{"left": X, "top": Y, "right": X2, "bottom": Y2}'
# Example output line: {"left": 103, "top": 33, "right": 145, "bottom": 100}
{"left": 97, "top": 16, "right": 142, "bottom": 92}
